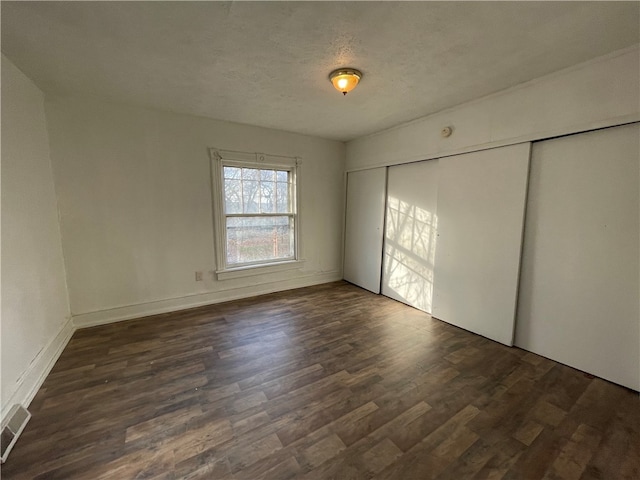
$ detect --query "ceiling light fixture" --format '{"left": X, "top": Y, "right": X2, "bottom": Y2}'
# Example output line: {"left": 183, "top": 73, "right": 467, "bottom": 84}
{"left": 329, "top": 68, "right": 362, "bottom": 95}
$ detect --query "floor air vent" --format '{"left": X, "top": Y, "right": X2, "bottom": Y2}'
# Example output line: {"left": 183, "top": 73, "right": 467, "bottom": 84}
{"left": 1, "top": 405, "right": 31, "bottom": 463}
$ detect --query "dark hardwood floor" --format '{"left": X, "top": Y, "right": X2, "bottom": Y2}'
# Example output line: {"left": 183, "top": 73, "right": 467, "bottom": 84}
{"left": 2, "top": 281, "right": 638, "bottom": 479}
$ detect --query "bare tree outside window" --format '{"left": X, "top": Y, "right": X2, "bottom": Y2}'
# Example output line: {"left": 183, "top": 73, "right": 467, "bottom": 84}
{"left": 223, "top": 166, "right": 295, "bottom": 266}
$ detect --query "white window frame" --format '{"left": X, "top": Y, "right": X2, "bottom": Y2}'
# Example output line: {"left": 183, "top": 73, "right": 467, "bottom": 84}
{"left": 210, "top": 148, "right": 303, "bottom": 280}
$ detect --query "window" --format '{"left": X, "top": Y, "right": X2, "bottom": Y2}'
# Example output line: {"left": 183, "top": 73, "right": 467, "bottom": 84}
{"left": 210, "top": 149, "right": 302, "bottom": 279}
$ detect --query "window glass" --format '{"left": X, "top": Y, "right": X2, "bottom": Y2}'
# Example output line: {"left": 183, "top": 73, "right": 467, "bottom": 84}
{"left": 224, "top": 166, "right": 241, "bottom": 179}
{"left": 276, "top": 182, "right": 289, "bottom": 213}
{"left": 260, "top": 181, "right": 276, "bottom": 213}
{"left": 276, "top": 170, "right": 288, "bottom": 182}
{"left": 226, "top": 216, "right": 293, "bottom": 265}
{"left": 220, "top": 163, "right": 296, "bottom": 269}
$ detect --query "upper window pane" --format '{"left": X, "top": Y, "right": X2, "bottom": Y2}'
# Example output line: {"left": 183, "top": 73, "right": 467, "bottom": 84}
{"left": 277, "top": 170, "right": 288, "bottom": 182}
{"left": 242, "top": 168, "right": 260, "bottom": 181}
{"left": 276, "top": 182, "right": 289, "bottom": 213}
{"left": 260, "top": 170, "right": 276, "bottom": 182}
{"left": 224, "top": 179, "right": 242, "bottom": 214}
{"left": 223, "top": 166, "right": 241, "bottom": 179}
{"left": 242, "top": 181, "right": 260, "bottom": 213}
{"left": 222, "top": 166, "right": 292, "bottom": 215}
{"left": 260, "top": 181, "right": 276, "bottom": 213}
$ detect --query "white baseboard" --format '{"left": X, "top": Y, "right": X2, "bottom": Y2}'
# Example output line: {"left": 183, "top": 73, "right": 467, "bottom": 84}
{"left": 1, "top": 274, "right": 342, "bottom": 422}
{"left": 73, "top": 272, "right": 342, "bottom": 329}
{"left": 1, "top": 318, "right": 75, "bottom": 423}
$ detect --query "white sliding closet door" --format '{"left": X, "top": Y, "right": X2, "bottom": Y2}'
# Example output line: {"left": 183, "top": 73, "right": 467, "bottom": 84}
{"left": 432, "top": 143, "right": 530, "bottom": 346}
{"left": 516, "top": 124, "right": 639, "bottom": 390}
{"left": 343, "top": 168, "right": 387, "bottom": 293}
{"left": 382, "top": 160, "right": 439, "bottom": 313}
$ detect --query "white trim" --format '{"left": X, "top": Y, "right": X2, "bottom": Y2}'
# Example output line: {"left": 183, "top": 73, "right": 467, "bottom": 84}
{"left": 210, "top": 148, "right": 226, "bottom": 279}
{"left": 209, "top": 148, "right": 303, "bottom": 277}
{"left": 72, "top": 272, "right": 341, "bottom": 329}
{"left": 211, "top": 149, "right": 299, "bottom": 167}
{"left": 1, "top": 318, "right": 75, "bottom": 423}
{"left": 216, "top": 259, "right": 306, "bottom": 280}
{"left": 345, "top": 115, "right": 640, "bottom": 173}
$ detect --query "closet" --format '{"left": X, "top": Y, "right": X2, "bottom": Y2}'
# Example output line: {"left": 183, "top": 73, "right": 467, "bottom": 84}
{"left": 347, "top": 143, "right": 530, "bottom": 345}
{"left": 343, "top": 123, "right": 639, "bottom": 390}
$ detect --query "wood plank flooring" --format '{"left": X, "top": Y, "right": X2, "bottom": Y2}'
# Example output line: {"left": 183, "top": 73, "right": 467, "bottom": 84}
{"left": 2, "top": 281, "right": 638, "bottom": 479}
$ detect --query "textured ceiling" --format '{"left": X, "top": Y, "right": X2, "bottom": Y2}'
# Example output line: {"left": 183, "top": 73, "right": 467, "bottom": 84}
{"left": 2, "top": 1, "right": 638, "bottom": 141}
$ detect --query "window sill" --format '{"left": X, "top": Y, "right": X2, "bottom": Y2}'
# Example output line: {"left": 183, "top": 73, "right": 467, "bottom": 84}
{"left": 216, "top": 259, "right": 305, "bottom": 281}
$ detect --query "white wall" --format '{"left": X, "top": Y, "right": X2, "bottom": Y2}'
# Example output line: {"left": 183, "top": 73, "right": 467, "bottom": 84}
{"left": 44, "top": 96, "right": 345, "bottom": 326}
{"left": 1, "top": 55, "right": 73, "bottom": 419}
{"left": 346, "top": 45, "right": 639, "bottom": 170}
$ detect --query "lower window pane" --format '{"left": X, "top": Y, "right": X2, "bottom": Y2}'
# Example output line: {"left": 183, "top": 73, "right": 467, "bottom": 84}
{"left": 226, "top": 216, "right": 293, "bottom": 265}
